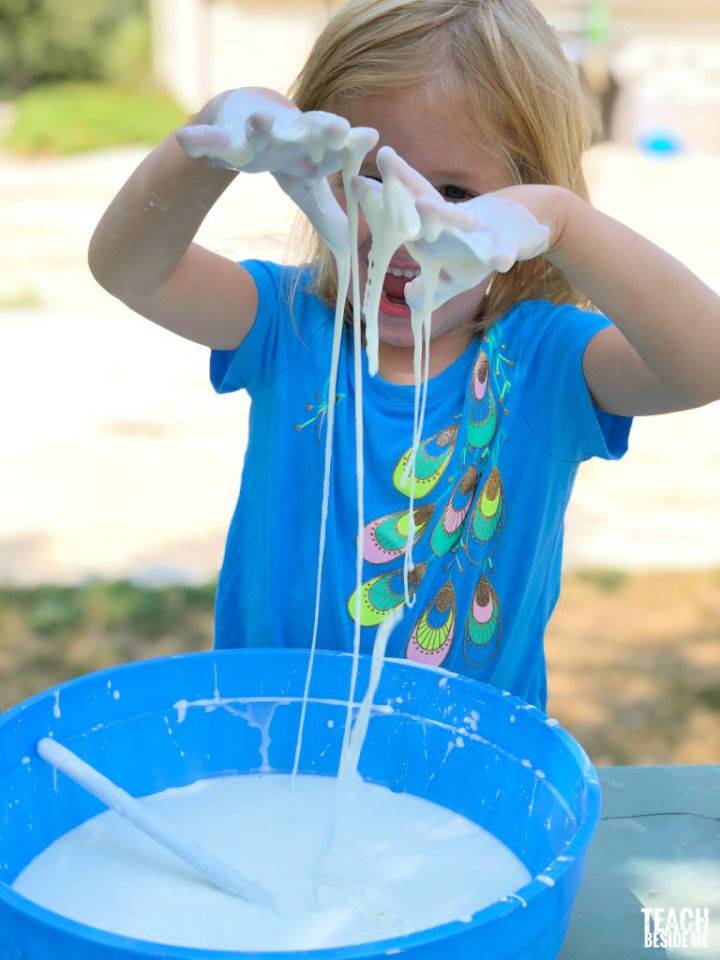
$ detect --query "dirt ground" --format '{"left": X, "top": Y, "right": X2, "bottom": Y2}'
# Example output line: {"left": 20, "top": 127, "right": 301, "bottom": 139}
{"left": 2, "top": 570, "right": 718, "bottom": 767}
{"left": 545, "top": 569, "right": 720, "bottom": 766}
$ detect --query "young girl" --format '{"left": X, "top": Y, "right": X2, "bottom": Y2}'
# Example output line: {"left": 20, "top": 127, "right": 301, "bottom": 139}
{"left": 88, "top": 0, "right": 720, "bottom": 712}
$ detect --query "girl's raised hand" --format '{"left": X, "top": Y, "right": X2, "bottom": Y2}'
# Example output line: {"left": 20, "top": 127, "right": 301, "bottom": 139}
{"left": 176, "top": 87, "right": 376, "bottom": 183}
{"left": 176, "top": 87, "right": 378, "bottom": 255}
{"left": 412, "top": 191, "right": 551, "bottom": 271}
{"left": 351, "top": 147, "right": 551, "bottom": 310}
{"left": 404, "top": 187, "right": 552, "bottom": 310}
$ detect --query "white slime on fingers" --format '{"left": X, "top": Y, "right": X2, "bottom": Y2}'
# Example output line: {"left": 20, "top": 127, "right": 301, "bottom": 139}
{"left": 381, "top": 149, "right": 549, "bottom": 604}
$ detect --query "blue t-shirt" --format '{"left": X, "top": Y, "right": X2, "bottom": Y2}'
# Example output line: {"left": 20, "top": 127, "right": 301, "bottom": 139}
{"left": 210, "top": 259, "right": 632, "bottom": 710}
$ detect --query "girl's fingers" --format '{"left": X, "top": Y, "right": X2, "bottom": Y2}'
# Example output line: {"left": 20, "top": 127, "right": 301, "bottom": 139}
{"left": 304, "top": 110, "right": 349, "bottom": 130}
{"left": 246, "top": 111, "right": 275, "bottom": 137}
{"left": 403, "top": 275, "right": 425, "bottom": 310}
{"left": 488, "top": 247, "right": 517, "bottom": 272}
{"left": 377, "top": 146, "right": 438, "bottom": 199}
{"left": 317, "top": 114, "right": 352, "bottom": 148}
{"left": 175, "top": 125, "right": 232, "bottom": 158}
{"left": 416, "top": 196, "right": 475, "bottom": 231}
{"left": 347, "top": 127, "right": 379, "bottom": 157}
{"left": 351, "top": 174, "right": 382, "bottom": 203}
{"left": 351, "top": 175, "right": 384, "bottom": 223}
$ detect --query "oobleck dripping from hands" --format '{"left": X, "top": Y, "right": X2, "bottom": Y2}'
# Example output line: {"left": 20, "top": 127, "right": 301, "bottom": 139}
{"left": 177, "top": 93, "right": 550, "bottom": 810}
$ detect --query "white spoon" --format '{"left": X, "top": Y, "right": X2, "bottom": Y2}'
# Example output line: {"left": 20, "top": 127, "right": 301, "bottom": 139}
{"left": 37, "top": 737, "right": 276, "bottom": 911}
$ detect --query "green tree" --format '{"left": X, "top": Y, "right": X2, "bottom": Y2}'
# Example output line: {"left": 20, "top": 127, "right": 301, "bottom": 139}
{"left": 0, "top": 0, "right": 150, "bottom": 91}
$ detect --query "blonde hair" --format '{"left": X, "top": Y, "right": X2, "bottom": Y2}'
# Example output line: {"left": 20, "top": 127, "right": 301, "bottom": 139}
{"left": 287, "top": 0, "right": 595, "bottom": 333}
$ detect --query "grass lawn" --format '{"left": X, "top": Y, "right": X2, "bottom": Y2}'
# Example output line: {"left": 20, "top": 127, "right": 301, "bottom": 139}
{"left": 1, "top": 83, "right": 185, "bottom": 155}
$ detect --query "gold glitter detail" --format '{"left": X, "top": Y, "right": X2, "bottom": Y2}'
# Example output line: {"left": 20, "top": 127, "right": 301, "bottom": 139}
{"left": 485, "top": 468, "right": 501, "bottom": 500}
{"left": 461, "top": 465, "right": 479, "bottom": 495}
{"left": 436, "top": 424, "right": 460, "bottom": 448}
{"left": 436, "top": 581, "right": 454, "bottom": 613}
{"left": 408, "top": 562, "right": 427, "bottom": 590}
{"left": 414, "top": 504, "right": 434, "bottom": 525}
{"left": 475, "top": 355, "right": 489, "bottom": 383}
{"left": 475, "top": 577, "right": 491, "bottom": 606}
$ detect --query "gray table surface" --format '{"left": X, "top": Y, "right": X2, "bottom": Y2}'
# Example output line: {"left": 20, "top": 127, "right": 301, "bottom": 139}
{"left": 559, "top": 765, "right": 720, "bottom": 960}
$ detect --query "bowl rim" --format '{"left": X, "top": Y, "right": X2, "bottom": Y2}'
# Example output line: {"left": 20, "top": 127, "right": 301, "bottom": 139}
{"left": 0, "top": 648, "right": 602, "bottom": 959}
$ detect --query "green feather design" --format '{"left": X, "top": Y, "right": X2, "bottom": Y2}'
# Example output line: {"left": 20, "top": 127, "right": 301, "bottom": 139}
{"left": 348, "top": 563, "right": 427, "bottom": 626}
{"left": 431, "top": 465, "right": 479, "bottom": 557}
{"left": 464, "top": 575, "right": 501, "bottom": 665}
{"left": 364, "top": 504, "right": 434, "bottom": 564}
{"left": 467, "top": 353, "right": 498, "bottom": 449}
{"left": 406, "top": 581, "right": 456, "bottom": 667}
{"left": 392, "top": 424, "right": 459, "bottom": 499}
{"left": 470, "top": 467, "right": 504, "bottom": 542}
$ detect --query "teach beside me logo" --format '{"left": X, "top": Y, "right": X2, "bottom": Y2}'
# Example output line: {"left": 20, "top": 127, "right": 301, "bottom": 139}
{"left": 642, "top": 907, "right": 711, "bottom": 949}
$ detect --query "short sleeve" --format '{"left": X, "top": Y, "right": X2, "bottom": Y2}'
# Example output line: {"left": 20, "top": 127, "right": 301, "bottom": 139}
{"left": 518, "top": 301, "right": 633, "bottom": 463}
{"left": 210, "top": 259, "right": 308, "bottom": 395}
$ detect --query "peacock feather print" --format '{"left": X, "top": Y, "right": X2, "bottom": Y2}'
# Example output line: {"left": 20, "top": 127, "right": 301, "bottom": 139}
{"left": 467, "top": 352, "right": 498, "bottom": 450}
{"left": 430, "top": 465, "right": 480, "bottom": 557}
{"left": 341, "top": 325, "right": 517, "bottom": 675}
{"left": 392, "top": 424, "right": 459, "bottom": 499}
{"left": 470, "top": 467, "right": 504, "bottom": 544}
{"left": 363, "top": 504, "right": 435, "bottom": 564}
{"left": 406, "top": 581, "right": 456, "bottom": 667}
{"left": 348, "top": 563, "right": 427, "bottom": 626}
{"left": 464, "top": 574, "right": 501, "bottom": 666}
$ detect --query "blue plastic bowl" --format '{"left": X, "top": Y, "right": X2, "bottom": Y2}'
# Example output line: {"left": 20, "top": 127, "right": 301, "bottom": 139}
{"left": 0, "top": 650, "right": 600, "bottom": 959}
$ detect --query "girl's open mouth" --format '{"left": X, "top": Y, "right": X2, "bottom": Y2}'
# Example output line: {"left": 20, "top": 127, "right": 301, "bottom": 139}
{"left": 380, "top": 270, "right": 414, "bottom": 319}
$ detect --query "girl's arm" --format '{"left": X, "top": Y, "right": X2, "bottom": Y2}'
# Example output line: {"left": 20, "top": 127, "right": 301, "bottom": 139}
{"left": 411, "top": 179, "right": 720, "bottom": 418}
{"left": 542, "top": 187, "right": 720, "bottom": 416}
{"left": 88, "top": 93, "right": 259, "bottom": 351}
{"left": 88, "top": 88, "right": 370, "bottom": 351}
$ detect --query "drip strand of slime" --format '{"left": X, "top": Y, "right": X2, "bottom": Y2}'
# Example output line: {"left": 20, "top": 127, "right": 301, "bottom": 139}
{"left": 289, "top": 142, "right": 367, "bottom": 788}
{"left": 286, "top": 134, "right": 550, "bottom": 893}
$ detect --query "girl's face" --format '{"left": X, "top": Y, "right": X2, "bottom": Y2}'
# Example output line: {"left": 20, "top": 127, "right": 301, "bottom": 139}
{"left": 330, "top": 84, "right": 512, "bottom": 366}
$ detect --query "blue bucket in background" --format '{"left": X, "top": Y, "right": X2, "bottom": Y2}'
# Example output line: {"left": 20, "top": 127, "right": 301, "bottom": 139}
{"left": 0, "top": 650, "right": 601, "bottom": 959}
{"left": 637, "top": 128, "right": 684, "bottom": 156}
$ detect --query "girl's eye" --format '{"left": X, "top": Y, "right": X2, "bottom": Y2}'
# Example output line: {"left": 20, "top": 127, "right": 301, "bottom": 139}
{"left": 357, "top": 176, "right": 471, "bottom": 202}
{"left": 440, "top": 185, "right": 471, "bottom": 202}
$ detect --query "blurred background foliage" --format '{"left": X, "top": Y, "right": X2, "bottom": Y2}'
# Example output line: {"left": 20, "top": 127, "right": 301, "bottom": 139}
{"left": 0, "top": 0, "right": 184, "bottom": 152}
{"left": 0, "top": 0, "right": 151, "bottom": 91}
{"left": 3, "top": 82, "right": 184, "bottom": 153}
